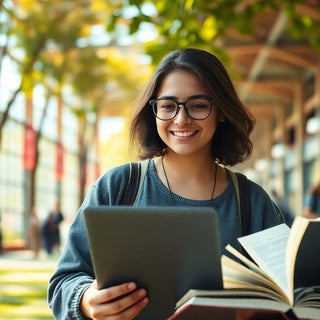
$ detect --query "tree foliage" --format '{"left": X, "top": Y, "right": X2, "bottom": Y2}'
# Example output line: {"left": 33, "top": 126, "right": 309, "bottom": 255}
{"left": 0, "top": 0, "right": 151, "bottom": 206}
{"left": 106, "top": 0, "right": 320, "bottom": 64}
{"left": 0, "top": 0, "right": 101, "bottom": 140}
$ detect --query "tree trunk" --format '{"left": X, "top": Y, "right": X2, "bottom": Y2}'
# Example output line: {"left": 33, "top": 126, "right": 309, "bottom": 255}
{"left": 26, "top": 88, "right": 51, "bottom": 213}
{"left": 0, "top": 36, "right": 45, "bottom": 148}
{"left": 77, "top": 115, "right": 88, "bottom": 206}
{"left": 79, "top": 145, "right": 88, "bottom": 206}
{"left": 0, "top": 83, "right": 22, "bottom": 147}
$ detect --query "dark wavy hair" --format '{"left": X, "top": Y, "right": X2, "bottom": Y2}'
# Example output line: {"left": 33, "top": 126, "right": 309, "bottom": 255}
{"left": 130, "top": 48, "right": 255, "bottom": 166}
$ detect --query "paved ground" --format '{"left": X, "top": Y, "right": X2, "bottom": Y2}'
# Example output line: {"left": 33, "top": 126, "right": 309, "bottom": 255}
{"left": 0, "top": 250, "right": 58, "bottom": 269}
{"left": 0, "top": 250, "right": 58, "bottom": 320}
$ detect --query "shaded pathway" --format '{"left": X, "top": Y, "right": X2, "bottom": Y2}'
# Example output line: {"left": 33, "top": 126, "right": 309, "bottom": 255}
{"left": 0, "top": 250, "right": 57, "bottom": 320}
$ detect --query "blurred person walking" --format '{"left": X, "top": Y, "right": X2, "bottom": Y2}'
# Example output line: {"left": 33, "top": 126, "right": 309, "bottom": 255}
{"left": 41, "top": 202, "right": 64, "bottom": 255}
{"left": 304, "top": 182, "right": 320, "bottom": 219}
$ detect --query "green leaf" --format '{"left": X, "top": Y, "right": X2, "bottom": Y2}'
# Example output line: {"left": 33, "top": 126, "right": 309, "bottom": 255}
{"left": 129, "top": 17, "right": 140, "bottom": 34}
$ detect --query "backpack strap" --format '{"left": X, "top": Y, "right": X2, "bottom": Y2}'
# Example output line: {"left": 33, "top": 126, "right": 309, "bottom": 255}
{"left": 121, "top": 160, "right": 149, "bottom": 205}
{"left": 236, "top": 173, "right": 251, "bottom": 237}
{"left": 132, "top": 160, "right": 149, "bottom": 206}
{"left": 228, "top": 170, "right": 251, "bottom": 237}
{"left": 121, "top": 162, "right": 141, "bottom": 205}
{"left": 229, "top": 170, "right": 252, "bottom": 261}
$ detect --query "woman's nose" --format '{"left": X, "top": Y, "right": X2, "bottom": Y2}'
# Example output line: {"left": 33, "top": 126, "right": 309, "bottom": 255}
{"left": 173, "top": 106, "right": 192, "bottom": 124}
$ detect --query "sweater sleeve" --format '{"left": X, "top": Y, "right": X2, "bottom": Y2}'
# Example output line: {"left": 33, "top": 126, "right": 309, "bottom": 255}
{"left": 47, "top": 163, "right": 130, "bottom": 320}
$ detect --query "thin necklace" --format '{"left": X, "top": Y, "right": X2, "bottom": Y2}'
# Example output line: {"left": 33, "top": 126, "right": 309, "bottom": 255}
{"left": 161, "top": 156, "right": 218, "bottom": 206}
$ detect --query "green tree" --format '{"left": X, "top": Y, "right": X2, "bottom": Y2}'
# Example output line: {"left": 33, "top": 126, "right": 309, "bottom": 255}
{"left": 106, "top": 0, "right": 320, "bottom": 64}
{"left": 0, "top": 0, "right": 106, "bottom": 146}
{"left": 0, "top": 0, "right": 113, "bottom": 233}
{"left": 65, "top": 46, "right": 150, "bottom": 204}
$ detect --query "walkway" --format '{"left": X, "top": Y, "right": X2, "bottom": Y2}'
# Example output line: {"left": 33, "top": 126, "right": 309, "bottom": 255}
{"left": 0, "top": 250, "right": 58, "bottom": 320}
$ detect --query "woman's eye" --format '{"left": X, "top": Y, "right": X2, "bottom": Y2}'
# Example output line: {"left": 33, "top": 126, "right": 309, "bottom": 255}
{"left": 160, "top": 103, "right": 175, "bottom": 110}
{"left": 190, "top": 104, "right": 207, "bottom": 110}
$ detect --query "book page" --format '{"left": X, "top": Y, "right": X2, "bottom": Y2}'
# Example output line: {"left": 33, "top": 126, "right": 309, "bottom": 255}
{"left": 286, "top": 216, "right": 310, "bottom": 300}
{"left": 222, "top": 255, "right": 275, "bottom": 288}
{"left": 222, "top": 255, "right": 289, "bottom": 303}
{"left": 225, "top": 245, "right": 273, "bottom": 280}
{"left": 176, "top": 288, "right": 282, "bottom": 308}
{"left": 238, "top": 223, "right": 291, "bottom": 303}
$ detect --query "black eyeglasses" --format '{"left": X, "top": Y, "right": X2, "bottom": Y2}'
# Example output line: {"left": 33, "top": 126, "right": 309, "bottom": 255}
{"left": 150, "top": 95, "right": 214, "bottom": 121}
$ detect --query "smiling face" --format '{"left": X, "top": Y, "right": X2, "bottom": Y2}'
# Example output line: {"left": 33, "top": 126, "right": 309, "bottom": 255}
{"left": 156, "top": 69, "right": 221, "bottom": 158}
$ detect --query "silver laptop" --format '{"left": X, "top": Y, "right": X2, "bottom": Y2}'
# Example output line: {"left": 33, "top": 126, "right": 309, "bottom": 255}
{"left": 84, "top": 206, "right": 222, "bottom": 320}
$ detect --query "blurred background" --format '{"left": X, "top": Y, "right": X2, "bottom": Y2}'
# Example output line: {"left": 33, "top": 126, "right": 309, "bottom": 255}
{"left": 0, "top": 0, "right": 320, "bottom": 253}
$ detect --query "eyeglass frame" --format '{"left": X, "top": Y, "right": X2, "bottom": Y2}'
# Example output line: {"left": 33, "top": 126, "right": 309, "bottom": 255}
{"left": 149, "top": 95, "right": 215, "bottom": 121}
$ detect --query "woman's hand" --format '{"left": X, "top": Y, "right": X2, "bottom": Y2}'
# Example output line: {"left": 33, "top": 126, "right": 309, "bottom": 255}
{"left": 80, "top": 280, "right": 149, "bottom": 319}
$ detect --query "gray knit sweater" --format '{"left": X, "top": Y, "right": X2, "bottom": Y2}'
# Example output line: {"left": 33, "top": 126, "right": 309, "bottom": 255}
{"left": 48, "top": 159, "right": 283, "bottom": 320}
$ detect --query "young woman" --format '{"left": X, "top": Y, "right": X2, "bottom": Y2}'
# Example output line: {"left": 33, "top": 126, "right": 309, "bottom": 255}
{"left": 48, "top": 48, "right": 283, "bottom": 320}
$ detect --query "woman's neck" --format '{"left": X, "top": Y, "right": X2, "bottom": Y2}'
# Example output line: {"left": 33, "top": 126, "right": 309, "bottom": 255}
{"left": 154, "top": 152, "right": 225, "bottom": 200}
{"left": 162, "top": 150, "right": 215, "bottom": 177}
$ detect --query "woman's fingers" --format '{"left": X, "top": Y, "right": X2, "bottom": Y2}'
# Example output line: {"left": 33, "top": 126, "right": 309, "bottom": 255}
{"left": 80, "top": 281, "right": 149, "bottom": 319}
{"left": 101, "top": 288, "right": 148, "bottom": 316}
{"left": 96, "top": 282, "right": 138, "bottom": 304}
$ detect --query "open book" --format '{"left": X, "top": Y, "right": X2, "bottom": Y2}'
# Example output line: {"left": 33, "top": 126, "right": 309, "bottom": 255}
{"left": 167, "top": 216, "right": 320, "bottom": 320}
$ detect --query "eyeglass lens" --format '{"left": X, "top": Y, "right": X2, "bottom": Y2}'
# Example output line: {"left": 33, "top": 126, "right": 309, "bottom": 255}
{"left": 152, "top": 97, "right": 212, "bottom": 120}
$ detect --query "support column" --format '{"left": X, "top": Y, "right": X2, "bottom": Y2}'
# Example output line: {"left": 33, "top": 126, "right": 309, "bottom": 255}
{"left": 277, "top": 104, "right": 286, "bottom": 196}
{"left": 93, "top": 114, "right": 100, "bottom": 180}
{"left": 265, "top": 115, "right": 273, "bottom": 190}
{"left": 23, "top": 94, "right": 35, "bottom": 243}
{"left": 315, "top": 67, "right": 320, "bottom": 180}
{"left": 56, "top": 94, "right": 63, "bottom": 205}
{"left": 294, "top": 83, "right": 304, "bottom": 215}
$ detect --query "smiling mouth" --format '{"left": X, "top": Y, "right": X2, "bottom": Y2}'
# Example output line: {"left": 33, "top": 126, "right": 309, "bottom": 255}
{"left": 171, "top": 130, "right": 198, "bottom": 137}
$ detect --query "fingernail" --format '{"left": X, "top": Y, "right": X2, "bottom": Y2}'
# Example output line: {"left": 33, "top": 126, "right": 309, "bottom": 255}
{"left": 128, "top": 282, "right": 136, "bottom": 290}
{"left": 138, "top": 289, "right": 146, "bottom": 297}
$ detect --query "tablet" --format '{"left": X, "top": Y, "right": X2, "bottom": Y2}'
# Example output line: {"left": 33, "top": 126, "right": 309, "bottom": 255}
{"left": 84, "top": 206, "right": 222, "bottom": 320}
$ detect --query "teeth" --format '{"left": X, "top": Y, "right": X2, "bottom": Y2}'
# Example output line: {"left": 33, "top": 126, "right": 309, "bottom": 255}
{"left": 173, "top": 131, "right": 195, "bottom": 137}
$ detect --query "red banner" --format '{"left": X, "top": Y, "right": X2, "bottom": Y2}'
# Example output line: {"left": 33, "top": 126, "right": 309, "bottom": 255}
{"left": 23, "top": 124, "right": 36, "bottom": 170}
{"left": 56, "top": 142, "right": 64, "bottom": 181}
